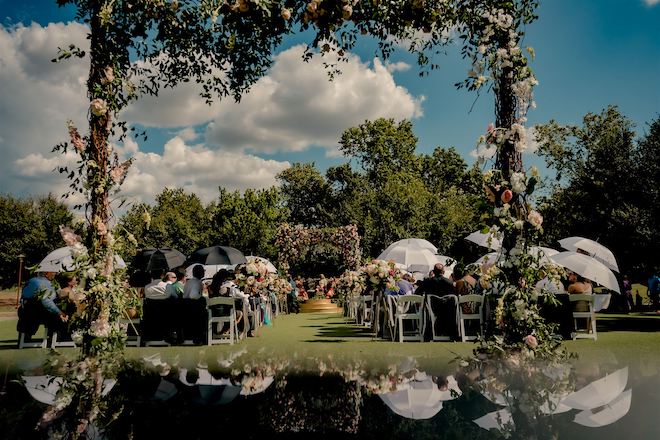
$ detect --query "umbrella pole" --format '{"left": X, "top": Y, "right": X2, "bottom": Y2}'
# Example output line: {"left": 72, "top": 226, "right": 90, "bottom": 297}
{"left": 15, "top": 254, "right": 24, "bottom": 309}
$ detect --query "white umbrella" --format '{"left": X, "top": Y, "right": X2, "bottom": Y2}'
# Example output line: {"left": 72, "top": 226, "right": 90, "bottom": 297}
{"left": 573, "top": 389, "right": 632, "bottom": 427}
{"left": 473, "top": 408, "right": 514, "bottom": 432}
{"left": 474, "top": 252, "right": 501, "bottom": 267}
{"left": 465, "top": 230, "right": 503, "bottom": 251}
{"left": 560, "top": 366, "right": 628, "bottom": 410}
{"left": 382, "top": 238, "right": 438, "bottom": 255}
{"left": 245, "top": 256, "right": 278, "bottom": 274}
{"left": 530, "top": 246, "right": 559, "bottom": 265}
{"left": 379, "top": 376, "right": 444, "bottom": 419}
{"left": 550, "top": 251, "right": 620, "bottom": 293}
{"left": 378, "top": 244, "right": 450, "bottom": 277}
{"left": 36, "top": 246, "right": 126, "bottom": 273}
{"left": 558, "top": 237, "right": 619, "bottom": 272}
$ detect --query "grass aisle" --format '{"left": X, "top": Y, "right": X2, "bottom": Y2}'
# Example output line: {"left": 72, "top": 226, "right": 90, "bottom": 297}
{"left": 1, "top": 311, "right": 660, "bottom": 374}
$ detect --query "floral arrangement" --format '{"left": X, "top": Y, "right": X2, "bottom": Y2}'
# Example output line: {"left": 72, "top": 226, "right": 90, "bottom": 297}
{"left": 335, "top": 270, "right": 366, "bottom": 305}
{"left": 360, "top": 259, "right": 401, "bottom": 293}
{"left": 275, "top": 223, "right": 361, "bottom": 274}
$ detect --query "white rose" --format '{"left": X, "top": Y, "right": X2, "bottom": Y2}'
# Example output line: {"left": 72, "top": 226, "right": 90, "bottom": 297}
{"left": 90, "top": 98, "right": 108, "bottom": 116}
{"left": 281, "top": 8, "right": 291, "bottom": 20}
{"left": 510, "top": 172, "right": 527, "bottom": 193}
{"left": 527, "top": 210, "right": 543, "bottom": 229}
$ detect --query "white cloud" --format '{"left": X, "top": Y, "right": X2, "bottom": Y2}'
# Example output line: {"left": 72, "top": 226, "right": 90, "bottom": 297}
{"left": 644, "top": 0, "right": 660, "bottom": 6}
{"left": 13, "top": 134, "right": 290, "bottom": 209}
{"left": 0, "top": 22, "right": 89, "bottom": 196}
{"left": 385, "top": 61, "right": 412, "bottom": 73}
{"left": 203, "top": 45, "right": 424, "bottom": 153}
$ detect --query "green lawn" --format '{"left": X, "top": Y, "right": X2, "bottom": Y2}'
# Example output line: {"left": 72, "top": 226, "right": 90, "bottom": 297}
{"left": 2, "top": 311, "right": 660, "bottom": 376}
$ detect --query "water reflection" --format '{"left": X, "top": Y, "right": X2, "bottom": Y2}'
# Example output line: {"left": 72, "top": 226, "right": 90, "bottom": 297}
{"left": 10, "top": 349, "right": 655, "bottom": 439}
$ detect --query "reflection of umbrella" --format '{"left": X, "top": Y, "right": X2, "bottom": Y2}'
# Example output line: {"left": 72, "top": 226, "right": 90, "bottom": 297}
{"left": 246, "top": 256, "right": 278, "bottom": 274}
{"left": 178, "top": 368, "right": 241, "bottom": 405}
{"left": 539, "top": 392, "right": 573, "bottom": 415}
{"left": 550, "top": 251, "right": 620, "bottom": 293}
{"left": 23, "top": 375, "right": 116, "bottom": 405}
{"left": 240, "top": 375, "right": 275, "bottom": 396}
{"left": 153, "top": 378, "right": 178, "bottom": 401}
{"left": 465, "top": 230, "right": 503, "bottom": 251}
{"left": 36, "top": 246, "right": 127, "bottom": 273}
{"left": 573, "top": 389, "right": 632, "bottom": 427}
{"left": 559, "top": 237, "right": 619, "bottom": 272}
{"left": 437, "top": 375, "right": 462, "bottom": 401}
{"left": 188, "top": 245, "right": 247, "bottom": 266}
{"left": 379, "top": 376, "right": 444, "bottom": 419}
{"left": 561, "top": 366, "right": 628, "bottom": 410}
{"left": 133, "top": 247, "right": 186, "bottom": 272}
{"left": 473, "top": 408, "right": 514, "bottom": 431}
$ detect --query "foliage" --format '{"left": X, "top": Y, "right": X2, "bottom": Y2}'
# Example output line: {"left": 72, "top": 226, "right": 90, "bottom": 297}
{"left": 536, "top": 107, "right": 659, "bottom": 278}
{"left": 276, "top": 162, "right": 332, "bottom": 227}
{"left": 0, "top": 194, "right": 75, "bottom": 288}
{"left": 209, "top": 187, "right": 288, "bottom": 259}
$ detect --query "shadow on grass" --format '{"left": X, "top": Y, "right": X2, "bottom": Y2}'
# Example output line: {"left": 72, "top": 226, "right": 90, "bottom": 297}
{"left": 302, "top": 339, "right": 347, "bottom": 343}
{"left": 597, "top": 314, "right": 660, "bottom": 332}
{"left": 314, "top": 325, "right": 374, "bottom": 339}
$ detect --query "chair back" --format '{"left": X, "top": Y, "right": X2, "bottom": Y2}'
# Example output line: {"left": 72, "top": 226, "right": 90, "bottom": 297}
{"left": 395, "top": 294, "right": 424, "bottom": 314}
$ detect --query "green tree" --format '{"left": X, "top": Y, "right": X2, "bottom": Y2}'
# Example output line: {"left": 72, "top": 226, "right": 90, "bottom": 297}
{"left": 0, "top": 194, "right": 73, "bottom": 288}
{"left": 276, "top": 163, "right": 331, "bottom": 227}
{"left": 209, "top": 187, "right": 287, "bottom": 259}
{"left": 536, "top": 106, "right": 651, "bottom": 277}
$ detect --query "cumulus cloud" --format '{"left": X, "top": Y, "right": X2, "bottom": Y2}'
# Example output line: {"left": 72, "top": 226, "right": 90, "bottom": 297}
{"left": 1, "top": 22, "right": 422, "bottom": 206}
{"left": 644, "top": 0, "right": 659, "bottom": 6}
{"left": 0, "top": 22, "right": 89, "bottom": 196}
{"left": 202, "top": 45, "right": 424, "bottom": 153}
{"left": 13, "top": 133, "right": 290, "bottom": 209}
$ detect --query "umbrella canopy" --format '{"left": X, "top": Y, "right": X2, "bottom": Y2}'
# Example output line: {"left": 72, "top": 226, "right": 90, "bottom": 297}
{"left": 381, "top": 238, "right": 438, "bottom": 255}
{"left": 23, "top": 375, "right": 115, "bottom": 405}
{"left": 378, "top": 244, "right": 453, "bottom": 278}
{"left": 550, "top": 251, "right": 620, "bottom": 293}
{"left": 246, "top": 256, "right": 278, "bottom": 274}
{"left": 474, "top": 252, "right": 500, "bottom": 267}
{"left": 178, "top": 367, "right": 241, "bottom": 405}
{"left": 379, "top": 376, "right": 445, "bottom": 419}
{"left": 188, "top": 245, "right": 247, "bottom": 266}
{"left": 560, "top": 366, "right": 628, "bottom": 410}
{"left": 36, "top": 246, "right": 126, "bottom": 273}
{"left": 558, "top": 237, "right": 619, "bottom": 272}
{"left": 186, "top": 263, "right": 235, "bottom": 280}
{"left": 573, "top": 389, "right": 632, "bottom": 427}
{"left": 473, "top": 408, "right": 514, "bottom": 432}
{"left": 473, "top": 247, "right": 557, "bottom": 268}
{"left": 465, "top": 230, "right": 503, "bottom": 251}
{"left": 133, "top": 247, "right": 186, "bottom": 272}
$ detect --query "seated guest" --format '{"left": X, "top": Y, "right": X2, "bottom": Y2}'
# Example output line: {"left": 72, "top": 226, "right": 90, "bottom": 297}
{"left": 165, "top": 267, "right": 186, "bottom": 298}
{"left": 183, "top": 264, "right": 205, "bottom": 300}
{"left": 144, "top": 268, "right": 169, "bottom": 300}
{"left": 56, "top": 272, "right": 79, "bottom": 317}
{"left": 416, "top": 263, "right": 455, "bottom": 297}
{"left": 452, "top": 264, "right": 478, "bottom": 315}
{"left": 18, "top": 271, "right": 68, "bottom": 340}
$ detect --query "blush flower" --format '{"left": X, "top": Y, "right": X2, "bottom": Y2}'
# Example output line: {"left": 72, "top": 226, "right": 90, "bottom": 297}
{"left": 523, "top": 334, "right": 538, "bottom": 349}
{"left": 527, "top": 210, "right": 543, "bottom": 229}
{"left": 90, "top": 98, "right": 108, "bottom": 116}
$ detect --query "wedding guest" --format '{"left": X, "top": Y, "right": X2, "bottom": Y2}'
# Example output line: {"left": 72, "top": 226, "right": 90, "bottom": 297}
{"left": 144, "top": 268, "right": 169, "bottom": 300}
{"left": 18, "top": 271, "right": 68, "bottom": 339}
{"left": 165, "top": 267, "right": 186, "bottom": 298}
{"left": 183, "top": 264, "right": 205, "bottom": 300}
{"left": 56, "top": 272, "right": 79, "bottom": 316}
{"left": 416, "top": 263, "right": 454, "bottom": 296}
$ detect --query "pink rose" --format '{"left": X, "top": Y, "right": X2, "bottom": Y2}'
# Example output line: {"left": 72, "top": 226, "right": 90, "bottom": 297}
{"left": 527, "top": 210, "right": 543, "bottom": 229}
{"left": 501, "top": 189, "right": 513, "bottom": 204}
{"left": 523, "top": 334, "right": 538, "bottom": 349}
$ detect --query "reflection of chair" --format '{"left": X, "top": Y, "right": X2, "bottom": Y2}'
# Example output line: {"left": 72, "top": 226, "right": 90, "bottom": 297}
{"left": 50, "top": 330, "right": 76, "bottom": 348}
{"left": 458, "top": 294, "right": 484, "bottom": 342}
{"left": 394, "top": 295, "right": 425, "bottom": 343}
{"left": 569, "top": 294, "right": 597, "bottom": 340}
{"left": 425, "top": 294, "right": 458, "bottom": 341}
{"left": 208, "top": 297, "right": 236, "bottom": 345}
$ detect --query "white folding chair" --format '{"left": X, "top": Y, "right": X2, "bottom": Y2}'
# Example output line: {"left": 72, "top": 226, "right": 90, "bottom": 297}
{"left": 569, "top": 294, "right": 597, "bottom": 340}
{"left": 207, "top": 297, "right": 236, "bottom": 345}
{"left": 394, "top": 295, "right": 425, "bottom": 343}
{"left": 458, "top": 294, "right": 484, "bottom": 342}
{"left": 425, "top": 294, "right": 459, "bottom": 342}
{"left": 358, "top": 295, "right": 373, "bottom": 327}
{"left": 119, "top": 317, "right": 142, "bottom": 347}
{"left": 50, "top": 330, "right": 76, "bottom": 348}
{"left": 18, "top": 325, "right": 49, "bottom": 349}
{"left": 345, "top": 295, "right": 360, "bottom": 323}
{"left": 380, "top": 295, "right": 398, "bottom": 341}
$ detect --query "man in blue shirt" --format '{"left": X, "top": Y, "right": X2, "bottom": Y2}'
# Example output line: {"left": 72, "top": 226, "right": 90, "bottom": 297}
{"left": 18, "top": 271, "right": 68, "bottom": 338}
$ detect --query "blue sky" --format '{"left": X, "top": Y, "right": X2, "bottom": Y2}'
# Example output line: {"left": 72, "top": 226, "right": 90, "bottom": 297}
{"left": 0, "top": 0, "right": 658, "bottom": 208}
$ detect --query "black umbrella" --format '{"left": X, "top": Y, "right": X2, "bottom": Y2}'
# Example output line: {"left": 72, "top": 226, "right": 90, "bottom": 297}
{"left": 187, "top": 245, "right": 247, "bottom": 266}
{"left": 133, "top": 247, "right": 186, "bottom": 272}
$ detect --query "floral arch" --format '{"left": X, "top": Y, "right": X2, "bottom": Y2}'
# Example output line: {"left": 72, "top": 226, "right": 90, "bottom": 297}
{"left": 275, "top": 223, "right": 361, "bottom": 275}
